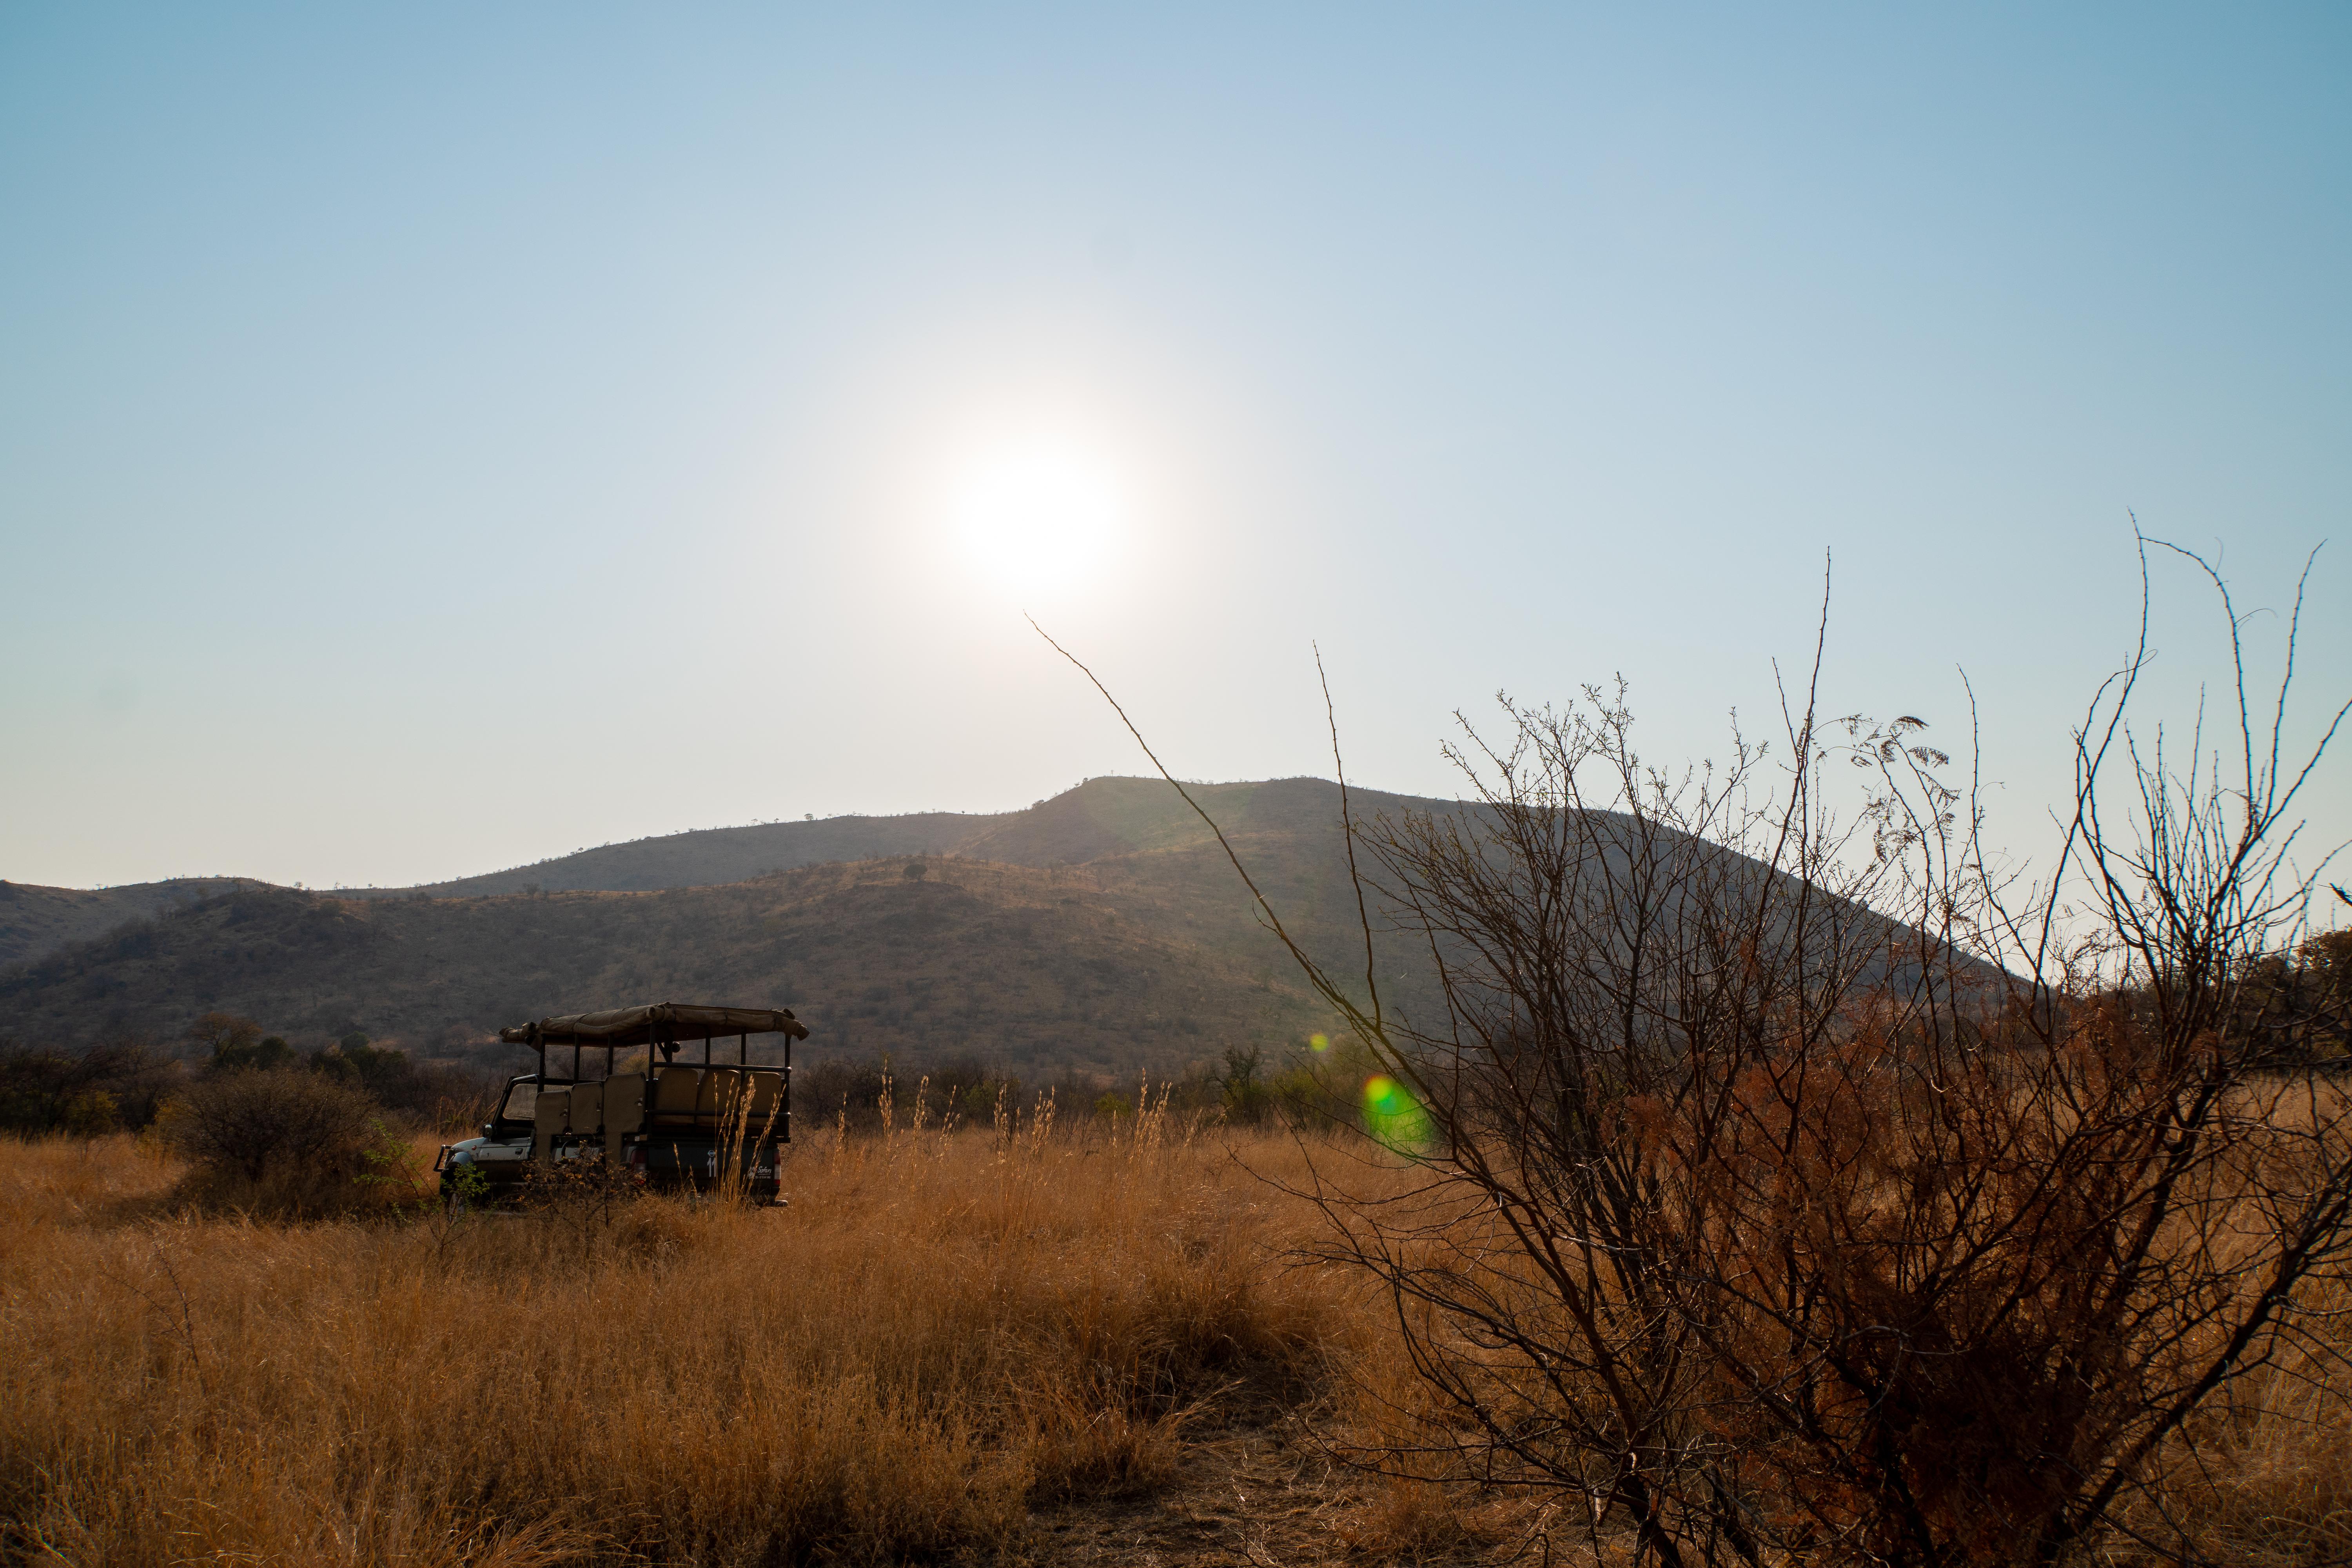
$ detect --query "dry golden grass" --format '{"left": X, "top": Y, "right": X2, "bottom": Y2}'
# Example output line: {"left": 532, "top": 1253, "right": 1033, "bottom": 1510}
{"left": 2135, "top": 1348, "right": 2352, "bottom": 1568}
{"left": 7, "top": 1105, "right": 2351, "bottom": 1568}
{"left": 0, "top": 1115, "right": 1401, "bottom": 1568}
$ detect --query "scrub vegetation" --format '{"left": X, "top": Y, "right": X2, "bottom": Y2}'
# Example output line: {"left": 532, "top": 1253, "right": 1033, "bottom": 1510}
{"left": 1031, "top": 536, "right": 2352, "bottom": 1564}
{"left": 5, "top": 1086, "right": 2352, "bottom": 1568}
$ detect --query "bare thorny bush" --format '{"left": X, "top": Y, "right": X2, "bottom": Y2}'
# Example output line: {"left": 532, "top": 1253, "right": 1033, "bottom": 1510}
{"left": 1046, "top": 538, "right": 2351, "bottom": 1566}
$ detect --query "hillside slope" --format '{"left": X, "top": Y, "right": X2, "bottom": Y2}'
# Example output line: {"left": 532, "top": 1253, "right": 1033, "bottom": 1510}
{"left": 375, "top": 811, "right": 1004, "bottom": 898}
{"left": 0, "top": 778, "right": 1327, "bottom": 971}
{"left": 0, "top": 779, "right": 1418, "bottom": 964}
{"left": 1, "top": 776, "right": 1964, "bottom": 1079}
{"left": 0, "top": 858, "right": 1330, "bottom": 1079}
{"left": 343, "top": 776, "right": 1423, "bottom": 898}
{"left": 0, "top": 878, "right": 264, "bottom": 971}
{"left": 0, "top": 778, "right": 1435, "bottom": 1076}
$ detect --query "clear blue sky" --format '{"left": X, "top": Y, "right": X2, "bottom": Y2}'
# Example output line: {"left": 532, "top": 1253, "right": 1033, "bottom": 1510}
{"left": 3, "top": 4, "right": 2346, "bottom": 894}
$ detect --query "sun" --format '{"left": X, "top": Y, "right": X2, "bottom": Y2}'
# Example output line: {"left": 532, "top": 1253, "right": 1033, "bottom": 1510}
{"left": 945, "top": 433, "right": 1129, "bottom": 595}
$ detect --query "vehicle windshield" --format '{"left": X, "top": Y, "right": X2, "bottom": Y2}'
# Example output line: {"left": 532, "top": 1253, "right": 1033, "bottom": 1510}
{"left": 499, "top": 1080, "right": 550, "bottom": 1123}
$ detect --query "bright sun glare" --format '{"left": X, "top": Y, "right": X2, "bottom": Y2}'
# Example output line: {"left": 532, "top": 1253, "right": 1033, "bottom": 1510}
{"left": 946, "top": 434, "right": 1129, "bottom": 595}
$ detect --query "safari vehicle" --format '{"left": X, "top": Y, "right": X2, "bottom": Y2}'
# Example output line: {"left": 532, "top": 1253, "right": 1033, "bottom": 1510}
{"left": 436, "top": 1003, "right": 808, "bottom": 1206}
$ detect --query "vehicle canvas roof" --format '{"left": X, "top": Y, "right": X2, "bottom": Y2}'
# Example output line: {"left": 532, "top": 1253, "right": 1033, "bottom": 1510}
{"left": 497, "top": 1002, "right": 809, "bottom": 1048}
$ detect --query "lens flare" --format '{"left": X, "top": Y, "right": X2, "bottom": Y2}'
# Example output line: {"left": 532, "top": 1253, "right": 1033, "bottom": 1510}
{"left": 1309, "top": 1033, "right": 1330, "bottom": 1052}
{"left": 1361, "top": 1074, "right": 1430, "bottom": 1152}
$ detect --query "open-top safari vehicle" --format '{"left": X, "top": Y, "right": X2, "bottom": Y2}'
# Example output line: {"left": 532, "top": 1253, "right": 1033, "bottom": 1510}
{"left": 436, "top": 1002, "right": 808, "bottom": 1206}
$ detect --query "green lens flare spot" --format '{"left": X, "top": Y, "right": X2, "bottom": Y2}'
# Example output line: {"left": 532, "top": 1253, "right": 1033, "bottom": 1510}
{"left": 1309, "top": 1033, "right": 1330, "bottom": 1052}
{"left": 1360, "top": 1074, "right": 1430, "bottom": 1152}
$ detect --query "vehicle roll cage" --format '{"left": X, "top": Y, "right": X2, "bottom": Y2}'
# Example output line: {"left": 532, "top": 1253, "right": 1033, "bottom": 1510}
{"left": 498, "top": 1002, "right": 809, "bottom": 1086}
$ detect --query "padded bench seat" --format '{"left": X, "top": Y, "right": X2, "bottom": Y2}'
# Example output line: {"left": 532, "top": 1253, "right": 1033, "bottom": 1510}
{"left": 646, "top": 1065, "right": 786, "bottom": 1132}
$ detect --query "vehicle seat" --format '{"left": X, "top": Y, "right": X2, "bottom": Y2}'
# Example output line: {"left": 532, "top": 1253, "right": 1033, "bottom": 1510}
{"left": 532, "top": 1084, "right": 569, "bottom": 1161}
{"left": 740, "top": 1071, "right": 783, "bottom": 1137}
{"left": 603, "top": 1072, "right": 646, "bottom": 1158}
{"left": 650, "top": 1066, "right": 702, "bottom": 1126}
{"left": 569, "top": 1081, "right": 604, "bottom": 1140}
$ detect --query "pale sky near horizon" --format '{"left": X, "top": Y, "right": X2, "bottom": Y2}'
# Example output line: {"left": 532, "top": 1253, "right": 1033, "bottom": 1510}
{"left": 3, "top": 5, "right": 2347, "bottom": 900}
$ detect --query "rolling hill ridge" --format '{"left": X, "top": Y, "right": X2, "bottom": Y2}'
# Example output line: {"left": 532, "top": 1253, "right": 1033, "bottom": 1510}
{"left": 1, "top": 775, "right": 1967, "bottom": 1080}
{"left": 0, "top": 779, "right": 1445, "bottom": 1076}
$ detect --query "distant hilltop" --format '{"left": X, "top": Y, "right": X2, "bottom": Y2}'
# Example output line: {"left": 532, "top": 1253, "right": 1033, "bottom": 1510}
{"left": 0, "top": 776, "right": 1980, "bottom": 1076}
{"left": 0, "top": 877, "right": 270, "bottom": 971}
{"left": 330, "top": 775, "right": 1426, "bottom": 900}
{"left": 0, "top": 778, "right": 1456, "bottom": 1074}
{"left": 2, "top": 776, "right": 1350, "bottom": 961}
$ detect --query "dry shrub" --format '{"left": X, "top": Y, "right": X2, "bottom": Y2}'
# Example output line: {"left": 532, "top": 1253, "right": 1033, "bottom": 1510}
{"left": 0, "top": 1120, "right": 1359, "bottom": 1566}
{"left": 155, "top": 1067, "right": 387, "bottom": 1218}
{"left": 1058, "top": 538, "right": 2352, "bottom": 1563}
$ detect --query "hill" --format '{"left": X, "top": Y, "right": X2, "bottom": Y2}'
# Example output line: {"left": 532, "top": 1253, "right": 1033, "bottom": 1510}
{"left": 0, "top": 775, "right": 1966, "bottom": 1080}
{"left": 0, "top": 878, "right": 266, "bottom": 971}
{"left": 361, "top": 811, "right": 1003, "bottom": 898}
{"left": 0, "top": 779, "right": 1452, "bottom": 1077}
{"left": 329, "top": 776, "right": 1430, "bottom": 900}
{"left": 0, "top": 856, "right": 1339, "bottom": 1079}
